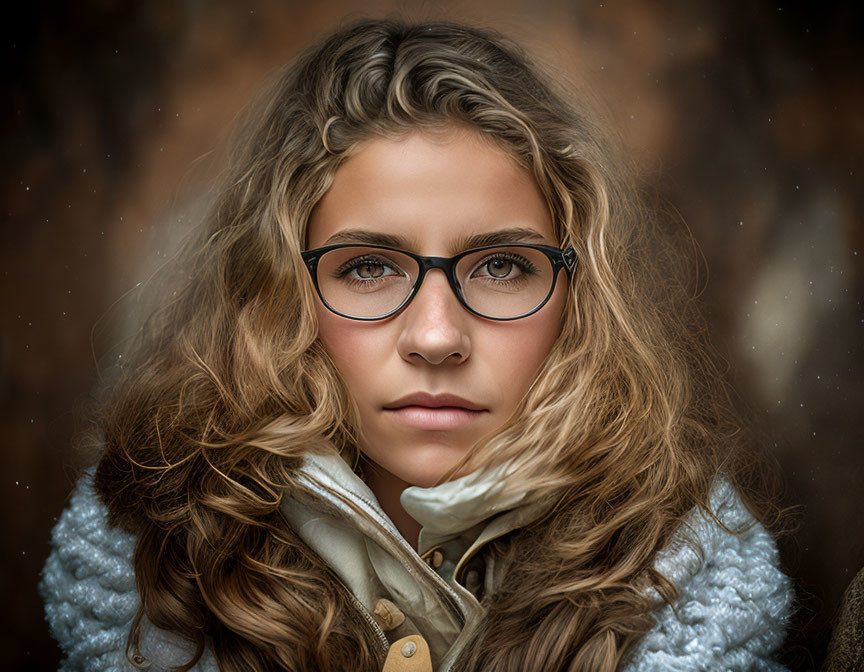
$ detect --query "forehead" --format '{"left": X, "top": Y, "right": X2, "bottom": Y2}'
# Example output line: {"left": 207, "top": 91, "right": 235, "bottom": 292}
{"left": 305, "top": 125, "right": 556, "bottom": 254}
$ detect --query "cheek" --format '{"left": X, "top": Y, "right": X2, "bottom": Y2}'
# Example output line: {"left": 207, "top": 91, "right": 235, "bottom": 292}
{"left": 491, "top": 286, "right": 566, "bottom": 382}
{"left": 315, "top": 308, "right": 384, "bottom": 381}
{"left": 488, "top": 327, "right": 554, "bottom": 383}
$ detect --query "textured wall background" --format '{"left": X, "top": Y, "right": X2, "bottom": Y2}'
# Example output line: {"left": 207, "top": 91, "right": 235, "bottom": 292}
{"left": 3, "top": 2, "right": 862, "bottom": 670}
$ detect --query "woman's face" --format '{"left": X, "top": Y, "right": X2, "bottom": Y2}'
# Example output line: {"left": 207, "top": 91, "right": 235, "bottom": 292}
{"left": 306, "top": 124, "right": 568, "bottom": 488}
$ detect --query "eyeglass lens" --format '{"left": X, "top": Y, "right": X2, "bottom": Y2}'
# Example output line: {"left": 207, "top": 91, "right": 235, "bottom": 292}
{"left": 314, "top": 245, "right": 555, "bottom": 319}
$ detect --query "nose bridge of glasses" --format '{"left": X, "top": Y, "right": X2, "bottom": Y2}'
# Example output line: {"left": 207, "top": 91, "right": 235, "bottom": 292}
{"left": 414, "top": 255, "right": 463, "bottom": 300}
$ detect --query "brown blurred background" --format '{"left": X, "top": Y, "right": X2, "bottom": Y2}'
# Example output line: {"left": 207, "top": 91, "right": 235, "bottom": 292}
{"left": 3, "top": 1, "right": 862, "bottom": 670}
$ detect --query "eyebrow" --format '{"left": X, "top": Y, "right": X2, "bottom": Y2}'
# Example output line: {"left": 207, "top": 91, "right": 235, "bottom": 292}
{"left": 321, "top": 227, "right": 550, "bottom": 252}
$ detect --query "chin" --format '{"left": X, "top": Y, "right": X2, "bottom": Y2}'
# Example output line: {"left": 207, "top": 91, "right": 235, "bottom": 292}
{"left": 368, "top": 442, "right": 469, "bottom": 488}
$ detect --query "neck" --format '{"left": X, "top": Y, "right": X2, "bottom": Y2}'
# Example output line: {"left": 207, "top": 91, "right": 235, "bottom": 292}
{"left": 361, "top": 458, "right": 422, "bottom": 552}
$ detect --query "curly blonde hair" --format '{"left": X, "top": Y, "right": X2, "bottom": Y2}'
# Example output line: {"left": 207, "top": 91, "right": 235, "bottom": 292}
{"left": 89, "top": 15, "right": 789, "bottom": 672}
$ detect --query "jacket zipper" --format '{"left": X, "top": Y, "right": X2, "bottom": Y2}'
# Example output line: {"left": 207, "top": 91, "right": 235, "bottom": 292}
{"left": 276, "top": 495, "right": 392, "bottom": 662}
{"left": 291, "top": 473, "right": 485, "bottom": 671}
{"left": 336, "top": 572, "right": 391, "bottom": 659}
{"left": 294, "top": 475, "right": 470, "bottom": 625}
{"left": 321, "top": 479, "right": 468, "bottom": 627}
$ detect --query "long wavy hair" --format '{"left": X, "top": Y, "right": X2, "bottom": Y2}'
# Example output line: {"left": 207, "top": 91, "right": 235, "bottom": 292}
{"left": 88, "top": 15, "right": 791, "bottom": 672}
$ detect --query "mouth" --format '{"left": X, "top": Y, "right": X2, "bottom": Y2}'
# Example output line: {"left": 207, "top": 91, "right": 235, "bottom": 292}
{"left": 384, "top": 405, "right": 487, "bottom": 431}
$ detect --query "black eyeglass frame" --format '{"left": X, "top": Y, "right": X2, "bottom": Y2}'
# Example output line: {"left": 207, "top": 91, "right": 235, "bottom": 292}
{"left": 300, "top": 242, "right": 578, "bottom": 322}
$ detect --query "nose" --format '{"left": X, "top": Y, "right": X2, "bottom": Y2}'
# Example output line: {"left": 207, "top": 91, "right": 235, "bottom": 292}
{"left": 396, "top": 268, "right": 471, "bottom": 365}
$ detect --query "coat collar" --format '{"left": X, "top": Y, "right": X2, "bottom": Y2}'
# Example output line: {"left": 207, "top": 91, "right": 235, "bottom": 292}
{"left": 284, "top": 449, "right": 552, "bottom": 558}
{"left": 278, "top": 449, "right": 555, "bottom": 670}
{"left": 400, "top": 457, "right": 532, "bottom": 555}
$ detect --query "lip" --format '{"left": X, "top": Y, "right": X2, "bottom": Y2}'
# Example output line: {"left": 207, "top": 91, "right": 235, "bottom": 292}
{"left": 383, "top": 392, "right": 485, "bottom": 411}
{"left": 384, "top": 406, "right": 487, "bottom": 430}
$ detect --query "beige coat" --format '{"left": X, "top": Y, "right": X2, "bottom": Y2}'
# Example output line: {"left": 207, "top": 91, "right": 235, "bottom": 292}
{"left": 280, "top": 451, "right": 555, "bottom": 671}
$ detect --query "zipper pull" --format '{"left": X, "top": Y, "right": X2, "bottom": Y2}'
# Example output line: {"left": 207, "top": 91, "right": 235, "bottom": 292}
{"left": 373, "top": 597, "right": 406, "bottom": 631}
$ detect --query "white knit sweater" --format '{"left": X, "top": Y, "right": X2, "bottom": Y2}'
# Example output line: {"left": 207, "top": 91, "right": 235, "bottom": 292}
{"left": 39, "top": 469, "right": 794, "bottom": 671}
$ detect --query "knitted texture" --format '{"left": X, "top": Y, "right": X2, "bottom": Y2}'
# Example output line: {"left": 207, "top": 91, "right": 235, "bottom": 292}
{"left": 621, "top": 477, "right": 794, "bottom": 671}
{"left": 40, "top": 470, "right": 793, "bottom": 671}
{"left": 38, "top": 468, "right": 141, "bottom": 672}
{"left": 822, "top": 565, "right": 864, "bottom": 671}
{"left": 38, "top": 470, "right": 216, "bottom": 672}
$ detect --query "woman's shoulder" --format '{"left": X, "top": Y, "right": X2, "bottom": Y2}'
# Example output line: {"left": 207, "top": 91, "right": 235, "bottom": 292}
{"left": 623, "top": 474, "right": 795, "bottom": 671}
{"left": 39, "top": 468, "right": 217, "bottom": 672}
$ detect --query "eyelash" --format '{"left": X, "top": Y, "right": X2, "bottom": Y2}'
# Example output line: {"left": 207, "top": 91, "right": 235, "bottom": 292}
{"left": 333, "top": 252, "right": 539, "bottom": 280}
{"left": 334, "top": 255, "right": 399, "bottom": 278}
{"left": 472, "top": 252, "right": 540, "bottom": 278}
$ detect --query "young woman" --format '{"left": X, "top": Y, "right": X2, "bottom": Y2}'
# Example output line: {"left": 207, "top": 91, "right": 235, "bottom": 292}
{"left": 40, "top": 16, "right": 795, "bottom": 672}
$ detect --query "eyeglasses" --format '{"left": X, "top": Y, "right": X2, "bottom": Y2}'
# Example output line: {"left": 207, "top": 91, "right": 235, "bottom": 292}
{"left": 301, "top": 242, "right": 577, "bottom": 321}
